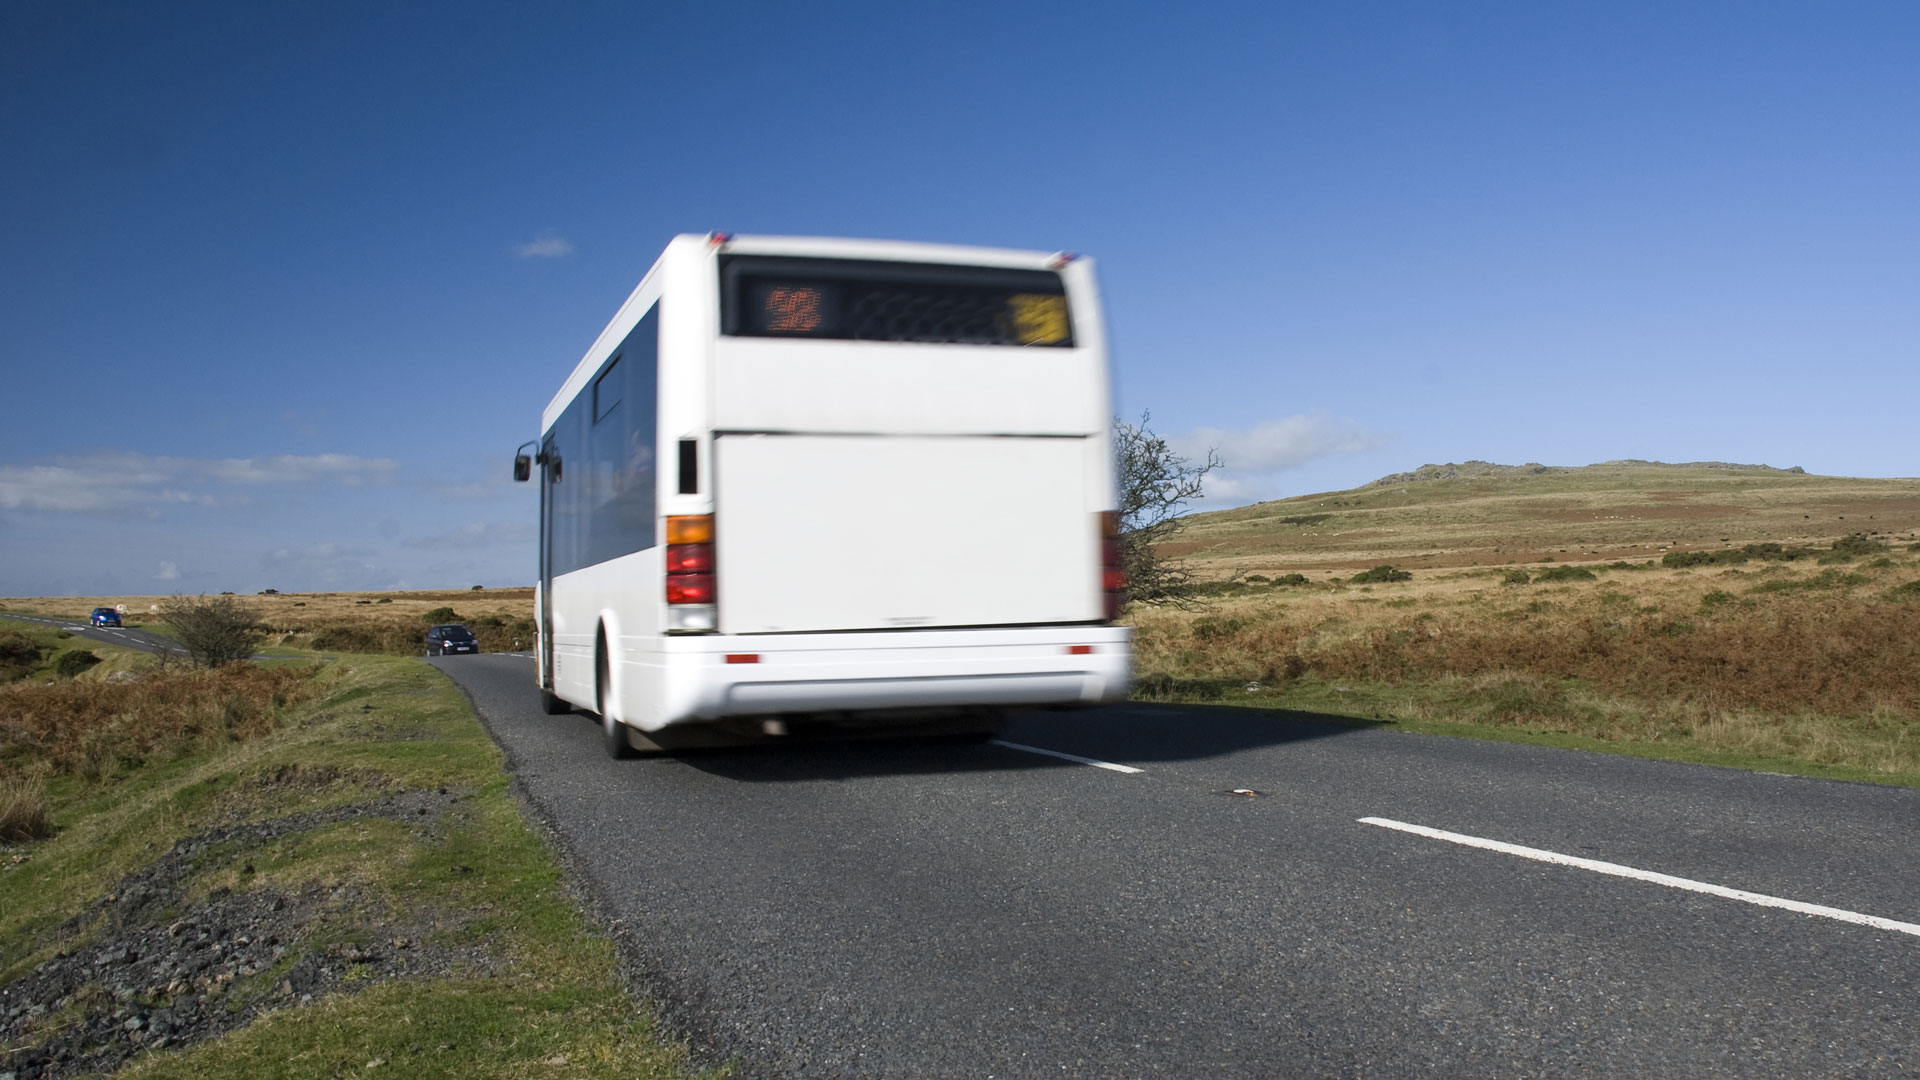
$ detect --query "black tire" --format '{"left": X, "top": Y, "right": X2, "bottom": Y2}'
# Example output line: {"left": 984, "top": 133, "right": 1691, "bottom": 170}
{"left": 598, "top": 632, "right": 634, "bottom": 759}
{"left": 603, "top": 710, "right": 635, "bottom": 759}
{"left": 539, "top": 687, "right": 570, "bottom": 715}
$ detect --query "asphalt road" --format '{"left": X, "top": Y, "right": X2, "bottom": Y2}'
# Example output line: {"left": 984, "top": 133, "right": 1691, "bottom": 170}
{"left": 1, "top": 612, "right": 190, "bottom": 658}
{"left": 436, "top": 653, "right": 1919, "bottom": 1079}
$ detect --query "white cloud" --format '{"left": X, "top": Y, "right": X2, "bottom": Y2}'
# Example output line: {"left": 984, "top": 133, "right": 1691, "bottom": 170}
{"left": 404, "top": 521, "right": 536, "bottom": 550}
{"left": 430, "top": 479, "right": 517, "bottom": 500}
{"left": 513, "top": 230, "right": 575, "bottom": 258}
{"left": 0, "top": 451, "right": 399, "bottom": 514}
{"left": 1167, "top": 414, "right": 1387, "bottom": 506}
{"left": 259, "top": 544, "right": 391, "bottom": 589}
{"left": 156, "top": 561, "right": 180, "bottom": 581}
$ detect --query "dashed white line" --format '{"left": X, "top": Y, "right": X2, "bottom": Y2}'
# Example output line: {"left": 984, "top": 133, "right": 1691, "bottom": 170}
{"left": 989, "top": 740, "right": 1143, "bottom": 774}
{"left": 1359, "top": 816, "right": 1920, "bottom": 939}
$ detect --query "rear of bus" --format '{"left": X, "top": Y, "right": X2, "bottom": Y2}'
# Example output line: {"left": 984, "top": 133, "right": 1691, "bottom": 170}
{"left": 573, "top": 234, "right": 1128, "bottom": 743}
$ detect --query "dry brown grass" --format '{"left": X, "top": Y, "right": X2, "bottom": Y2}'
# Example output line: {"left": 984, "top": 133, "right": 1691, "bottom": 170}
{"left": 0, "top": 778, "right": 50, "bottom": 842}
{"left": 1, "top": 589, "right": 538, "bottom": 658}
{"left": 1130, "top": 555, "right": 1920, "bottom": 777}
{"left": 1180, "top": 462, "right": 1920, "bottom": 572}
{"left": 0, "top": 665, "right": 316, "bottom": 784}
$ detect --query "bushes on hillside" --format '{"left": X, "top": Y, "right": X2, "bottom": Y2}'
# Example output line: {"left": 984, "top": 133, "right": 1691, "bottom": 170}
{"left": 1822, "top": 533, "right": 1889, "bottom": 563}
{"left": 1663, "top": 549, "right": 1749, "bottom": 569}
{"left": 1351, "top": 565, "right": 1412, "bottom": 584}
{"left": 0, "top": 632, "right": 40, "bottom": 683}
{"left": 301, "top": 614, "right": 536, "bottom": 656}
{"left": 1535, "top": 565, "right": 1598, "bottom": 583}
{"left": 54, "top": 651, "right": 100, "bottom": 678}
{"left": 1665, "top": 535, "right": 1892, "bottom": 570}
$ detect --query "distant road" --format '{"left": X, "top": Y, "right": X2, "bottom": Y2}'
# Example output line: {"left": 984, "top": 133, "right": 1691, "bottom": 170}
{"left": 1, "top": 612, "right": 188, "bottom": 658}
{"left": 440, "top": 652, "right": 1919, "bottom": 1078}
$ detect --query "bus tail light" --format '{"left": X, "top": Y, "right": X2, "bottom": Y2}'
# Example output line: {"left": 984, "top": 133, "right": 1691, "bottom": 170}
{"left": 666, "top": 514, "right": 717, "bottom": 631}
{"left": 666, "top": 574, "right": 715, "bottom": 605}
{"left": 1100, "top": 511, "right": 1126, "bottom": 621}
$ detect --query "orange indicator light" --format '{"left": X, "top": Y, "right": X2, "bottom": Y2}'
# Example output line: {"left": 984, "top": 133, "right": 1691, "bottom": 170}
{"left": 764, "top": 286, "right": 824, "bottom": 333}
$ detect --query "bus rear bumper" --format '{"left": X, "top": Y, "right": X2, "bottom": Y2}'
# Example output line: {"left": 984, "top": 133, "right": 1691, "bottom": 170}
{"left": 649, "top": 625, "right": 1132, "bottom": 729}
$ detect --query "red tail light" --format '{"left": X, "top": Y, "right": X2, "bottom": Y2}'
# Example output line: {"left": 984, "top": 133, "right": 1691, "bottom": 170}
{"left": 666, "top": 573, "right": 715, "bottom": 604}
{"left": 666, "top": 515, "right": 716, "bottom": 607}
{"left": 1100, "top": 511, "right": 1125, "bottom": 621}
{"left": 666, "top": 543, "right": 712, "bottom": 573}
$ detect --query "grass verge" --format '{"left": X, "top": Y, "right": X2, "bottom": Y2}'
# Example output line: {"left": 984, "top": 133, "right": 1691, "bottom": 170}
{"left": 0, "top": 655, "right": 715, "bottom": 1079}
{"left": 1130, "top": 552, "right": 1920, "bottom": 787}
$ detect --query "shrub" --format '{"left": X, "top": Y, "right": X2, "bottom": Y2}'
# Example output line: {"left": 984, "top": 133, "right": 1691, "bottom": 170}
{"left": 55, "top": 651, "right": 101, "bottom": 678}
{"left": 0, "top": 665, "right": 312, "bottom": 784}
{"left": 1699, "top": 590, "right": 1738, "bottom": 610}
{"left": 1737, "top": 542, "right": 1818, "bottom": 562}
{"left": 1273, "top": 573, "right": 1310, "bottom": 586}
{"left": 472, "top": 585, "right": 485, "bottom": 590}
{"left": 1351, "top": 565, "right": 1412, "bottom": 584}
{"left": 260, "top": 589, "right": 278, "bottom": 595}
{"left": 1278, "top": 514, "right": 1330, "bottom": 526}
{"left": 1663, "top": 549, "right": 1748, "bottom": 568}
{"left": 0, "top": 778, "right": 51, "bottom": 842}
{"left": 1829, "top": 533, "right": 1888, "bottom": 560}
{"left": 160, "top": 594, "right": 267, "bottom": 668}
{"left": 1502, "top": 570, "right": 1531, "bottom": 586}
{"left": 1749, "top": 570, "right": 1872, "bottom": 594}
{"left": 1886, "top": 580, "right": 1920, "bottom": 602}
{"left": 1191, "top": 616, "right": 1247, "bottom": 642}
{"left": 1535, "top": 566, "right": 1597, "bottom": 583}
{"left": 1114, "top": 412, "right": 1221, "bottom": 606}
{"left": 1245, "top": 575, "right": 1270, "bottom": 584}
{"left": 376, "top": 598, "right": 393, "bottom": 604}
{"left": 0, "top": 632, "right": 41, "bottom": 682}
{"left": 422, "top": 607, "right": 460, "bottom": 623}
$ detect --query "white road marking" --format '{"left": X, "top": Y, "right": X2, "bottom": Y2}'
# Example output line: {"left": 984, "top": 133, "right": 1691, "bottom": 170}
{"left": 1359, "top": 817, "right": 1920, "bottom": 939}
{"left": 989, "top": 740, "right": 1143, "bottom": 774}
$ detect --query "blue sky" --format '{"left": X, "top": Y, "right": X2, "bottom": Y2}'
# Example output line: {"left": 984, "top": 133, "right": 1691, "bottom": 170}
{"left": 3, "top": 1, "right": 1916, "bottom": 596}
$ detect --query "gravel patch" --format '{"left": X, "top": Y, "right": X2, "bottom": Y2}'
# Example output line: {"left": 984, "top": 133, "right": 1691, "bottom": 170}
{"left": 0, "top": 787, "right": 497, "bottom": 1079}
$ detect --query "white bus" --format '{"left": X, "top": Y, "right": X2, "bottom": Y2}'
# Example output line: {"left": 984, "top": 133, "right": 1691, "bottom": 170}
{"left": 512, "top": 233, "right": 1132, "bottom": 755}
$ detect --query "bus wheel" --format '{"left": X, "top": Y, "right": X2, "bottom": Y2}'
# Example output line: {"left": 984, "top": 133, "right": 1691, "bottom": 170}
{"left": 603, "top": 711, "right": 636, "bottom": 759}
{"left": 540, "top": 688, "right": 570, "bottom": 715}
{"left": 598, "top": 633, "right": 634, "bottom": 759}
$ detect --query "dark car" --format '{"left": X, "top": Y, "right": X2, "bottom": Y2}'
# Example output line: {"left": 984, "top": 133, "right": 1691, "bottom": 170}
{"left": 90, "top": 607, "right": 122, "bottom": 628}
{"left": 425, "top": 624, "right": 479, "bottom": 656}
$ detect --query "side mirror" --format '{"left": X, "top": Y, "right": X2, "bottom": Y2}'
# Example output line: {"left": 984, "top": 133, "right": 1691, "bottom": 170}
{"left": 513, "top": 454, "right": 531, "bottom": 482}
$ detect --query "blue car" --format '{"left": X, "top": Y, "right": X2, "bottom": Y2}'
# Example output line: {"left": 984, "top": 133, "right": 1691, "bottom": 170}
{"left": 90, "top": 607, "right": 122, "bottom": 627}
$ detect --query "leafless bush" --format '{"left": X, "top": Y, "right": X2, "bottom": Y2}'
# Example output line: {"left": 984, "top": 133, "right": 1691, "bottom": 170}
{"left": 1115, "top": 412, "right": 1220, "bottom": 607}
{"left": 160, "top": 594, "right": 266, "bottom": 668}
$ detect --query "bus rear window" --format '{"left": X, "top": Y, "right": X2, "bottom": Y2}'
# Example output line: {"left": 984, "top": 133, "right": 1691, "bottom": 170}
{"left": 720, "top": 256, "right": 1074, "bottom": 347}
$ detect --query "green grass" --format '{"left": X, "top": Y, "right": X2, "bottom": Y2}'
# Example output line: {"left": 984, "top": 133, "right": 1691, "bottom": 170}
{"left": 1134, "top": 675, "right": 1920, "bottom": 788}
{"left": 0, "top": 656, "right": 717, "bottom": 1079}
{"left": 0, "top": 614, "right": 151, "bottom": 684}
